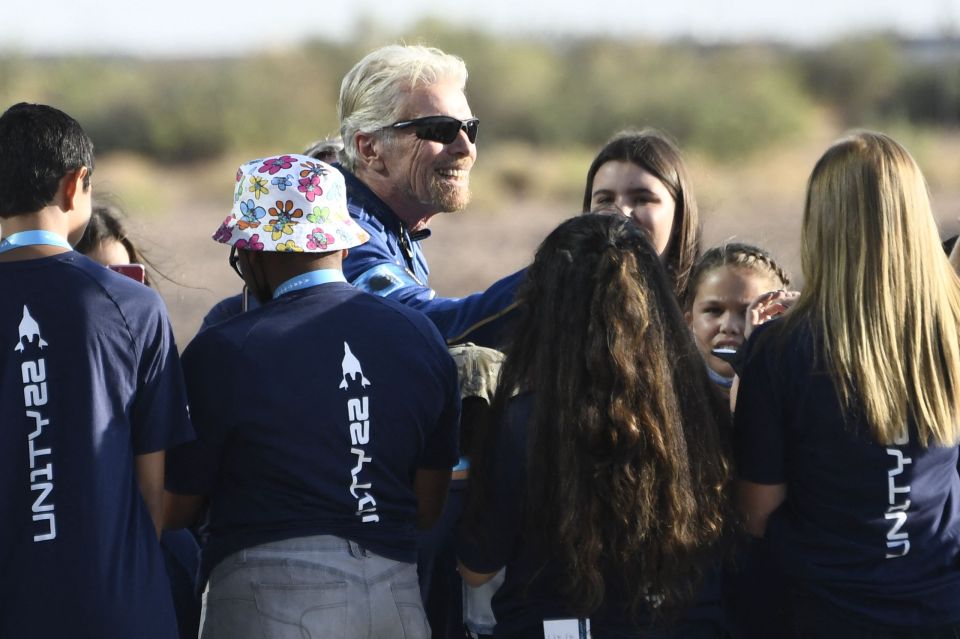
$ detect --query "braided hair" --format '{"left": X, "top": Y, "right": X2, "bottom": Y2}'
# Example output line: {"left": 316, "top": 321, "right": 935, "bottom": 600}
{"left": 683, "top": 242, "right": 790, "bottom": 310}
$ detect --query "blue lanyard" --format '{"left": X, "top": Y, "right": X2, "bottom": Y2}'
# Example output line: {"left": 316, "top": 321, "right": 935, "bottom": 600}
{"left": 0, "top": 230, "right": 72, "bottom": 254}
{"left": 273, "top": 269, "right": 346, "bottom": 299}
{"left": 706, "top": 365, "right": 734, "bottom": 389}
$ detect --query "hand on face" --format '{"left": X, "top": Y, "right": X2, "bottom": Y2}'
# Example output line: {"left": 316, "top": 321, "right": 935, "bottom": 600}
{"left": 744, "top": 289, "right": 801, "bottom": 340}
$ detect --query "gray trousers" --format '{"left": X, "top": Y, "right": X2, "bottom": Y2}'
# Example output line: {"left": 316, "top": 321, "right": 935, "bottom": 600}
{"left": 200, "top": 535, "right": 430, "bottom": 639}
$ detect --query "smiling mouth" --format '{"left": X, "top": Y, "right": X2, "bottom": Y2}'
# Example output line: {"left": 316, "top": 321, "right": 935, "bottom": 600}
{"left": 436, "top": 168, "right": 469, "bottom": 179}
{"left": 713, "top": 341, "right": 741, "bottom": 349}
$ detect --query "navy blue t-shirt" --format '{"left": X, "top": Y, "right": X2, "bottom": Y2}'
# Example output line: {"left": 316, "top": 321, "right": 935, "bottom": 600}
{"left": 458, "top": 392, "right": 727, "bottom": 639}
{"left": 0, "top": 252, "right": 194, "bottom": 638}
{"left": 166, "top": 281, "right": 460, "bottom": 583}
{"left": 734, "top": 319, "right": 960, "bottom": 628}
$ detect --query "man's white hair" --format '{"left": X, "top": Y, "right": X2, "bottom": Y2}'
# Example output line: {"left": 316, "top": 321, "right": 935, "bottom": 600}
{"left": 338, "top": 44, "right": 468, "bottom": 172}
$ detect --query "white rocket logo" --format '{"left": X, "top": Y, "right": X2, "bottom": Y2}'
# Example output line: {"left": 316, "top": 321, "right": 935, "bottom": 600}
{"left": 14, "top": 306, "right": 47, "bottom": 352}
{"left": 339, "top": 342, "right": 370, "bottom": 389}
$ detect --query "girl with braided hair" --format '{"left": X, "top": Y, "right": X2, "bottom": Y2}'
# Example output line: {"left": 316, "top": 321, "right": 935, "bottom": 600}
{"left": 458, "top": 214, "right": 734, "bottom": 638}
{"left": 683, "top": 243, "right": 792, "bottom": 398}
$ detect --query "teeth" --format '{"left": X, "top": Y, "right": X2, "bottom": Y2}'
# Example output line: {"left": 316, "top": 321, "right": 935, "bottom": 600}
{"left": 437, "top": 169, "right": 468, "bottom": 178}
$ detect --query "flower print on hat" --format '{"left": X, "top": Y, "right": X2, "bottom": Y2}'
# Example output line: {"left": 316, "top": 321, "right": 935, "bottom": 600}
{"left": 213, "top": 219, "right": 233, "bottom": 244}
{"left": 249, "top": 176, "right": 269, "bottom": 199}
{"left": 276, "top": 240, "right": 303, "bottom": 253}
{"left": 213, "top": 154, "right": 369, "bottom": 253}
{"left": 258, "top": 155, "right": 296, "bottom": 175}
{"left": 237, "top": 200, "right": 265, "bottom": 230}
{"left": 263, "top": 199, "right": 304, "bottom": 241}
{"left": 306, "top": 228, "right": 335, "bottom": 251}
{"left": 298, "top": 174, "right": 323, "bottom": 202}
{"left": 235, "top": 234, "right": 265, "bottom": 251}
{"left": 307, "top": 206, "right": 331, "bottom": 224}
{"left": 299, "top": 161, "right": 326, "bottom": 179}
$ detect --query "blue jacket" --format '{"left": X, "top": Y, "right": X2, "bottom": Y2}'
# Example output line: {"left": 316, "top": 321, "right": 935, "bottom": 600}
{"left": 339, "top": 166, "right": 523, "bottom": 347}
{"left": 201, "top": 167, "right": 523, "bottom": 348}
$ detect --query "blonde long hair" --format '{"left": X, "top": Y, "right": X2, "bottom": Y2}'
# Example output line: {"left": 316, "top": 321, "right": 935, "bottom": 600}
{"left": 786, "top": 131, "right": 960, "bottom": 446}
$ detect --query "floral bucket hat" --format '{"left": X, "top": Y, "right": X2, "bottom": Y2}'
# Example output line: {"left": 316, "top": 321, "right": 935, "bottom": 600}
{"left": 212, "top": 154, "right": 369, "bottom": 253}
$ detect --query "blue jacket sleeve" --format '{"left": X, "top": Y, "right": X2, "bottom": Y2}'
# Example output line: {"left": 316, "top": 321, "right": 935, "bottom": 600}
{"left": 390, "top": 269, "right": 524, "bottom": 347}
{"left": 344, "top": 211, "right": 524, "bottom": 348}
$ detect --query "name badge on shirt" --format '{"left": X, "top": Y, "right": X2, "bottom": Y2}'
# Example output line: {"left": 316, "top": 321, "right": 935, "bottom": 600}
{"left": 543, "top": 618, "right": 591, "bottom": 639}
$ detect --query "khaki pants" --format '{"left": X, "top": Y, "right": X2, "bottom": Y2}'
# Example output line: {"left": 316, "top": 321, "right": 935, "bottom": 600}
{"left": 200, "top": 535, "right": 429, "bottom": 639}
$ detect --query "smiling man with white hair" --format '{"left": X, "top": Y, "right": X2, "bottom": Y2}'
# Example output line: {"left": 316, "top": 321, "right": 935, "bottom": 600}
{"left": 337, "top": 44, "right": 524, "bottom": 347}
{"left": 199, "top": 45, "right": 525, "bottom": 346}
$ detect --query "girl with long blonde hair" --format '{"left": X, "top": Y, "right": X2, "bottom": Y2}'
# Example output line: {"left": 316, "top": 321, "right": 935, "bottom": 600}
{"left": 735, "top": 131, "right": 960, "bottom": 637}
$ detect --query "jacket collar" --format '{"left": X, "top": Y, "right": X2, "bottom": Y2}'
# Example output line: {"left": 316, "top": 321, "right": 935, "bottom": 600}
{"left": 336, "top": 164, "right": 432, "bottom": 242}
{"left": 337, "top": 164, "right": 401, "bottom": 229}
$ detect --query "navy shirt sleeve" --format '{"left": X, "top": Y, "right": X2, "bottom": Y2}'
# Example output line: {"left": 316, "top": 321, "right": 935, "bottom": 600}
{"left": 378, "top": 299, "right": 461, "bottom": 470}
{"left": 418, "top": 340, "right": 462, "bottom": 470}
{"left": 734, "top": 324, "right": 788, "bottom": 485}
{"left": 165, "top": 330, "right": 233, "bottom": 494}
{"left": 128, "top": 291, "right": 195, "bottom": 455}
{"left": 199, "top": 292, "right": 258, "bottom": 332}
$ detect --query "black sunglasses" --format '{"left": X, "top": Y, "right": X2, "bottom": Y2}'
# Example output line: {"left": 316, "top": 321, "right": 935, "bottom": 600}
{"left": 229, "top": 246, "right": 243, "bottom": 279}
{"left": 388, "top": 115, "right": 479, "bottom": 144}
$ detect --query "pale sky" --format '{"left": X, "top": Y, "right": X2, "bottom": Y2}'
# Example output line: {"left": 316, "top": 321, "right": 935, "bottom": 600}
{"left": 3, "top": 0, "right": 958, "bottom": 56}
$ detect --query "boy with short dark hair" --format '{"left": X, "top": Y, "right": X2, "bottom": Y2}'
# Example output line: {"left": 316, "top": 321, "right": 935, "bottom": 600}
{"left": 0, "top": 102, "right": 194, "bottom": 638}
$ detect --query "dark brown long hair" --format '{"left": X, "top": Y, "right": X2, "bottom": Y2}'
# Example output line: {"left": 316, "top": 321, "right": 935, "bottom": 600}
{"left": 582, "top": 129, "right": 701, "bottom": 301}
{"left": 469, "top": 214, "right": 732, "bottom": 617}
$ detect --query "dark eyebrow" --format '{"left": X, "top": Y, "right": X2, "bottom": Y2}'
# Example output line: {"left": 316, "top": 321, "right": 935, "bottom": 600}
{"left": 593, "top": 187, "right": 658, "bottom": 197}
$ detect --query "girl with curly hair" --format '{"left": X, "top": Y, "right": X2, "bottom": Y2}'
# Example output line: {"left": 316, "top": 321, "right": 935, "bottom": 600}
{"left": 459, "top": 214, "right": 733, "bottom": 638}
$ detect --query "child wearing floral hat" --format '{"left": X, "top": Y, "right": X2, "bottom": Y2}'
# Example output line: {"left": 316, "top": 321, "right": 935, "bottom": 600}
{"left": 165, "top": 155, "right": 460, "bottom": 639}
{"left": 208, "top": 153, "right": 369, "bottom": 303}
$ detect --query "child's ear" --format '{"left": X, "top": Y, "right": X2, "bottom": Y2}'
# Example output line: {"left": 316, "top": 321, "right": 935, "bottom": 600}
{"left": 59, "top": 167, "right": 89, "bottom": 212}
{"left": 684, "top": 309, "right": 693, "bottom": 326}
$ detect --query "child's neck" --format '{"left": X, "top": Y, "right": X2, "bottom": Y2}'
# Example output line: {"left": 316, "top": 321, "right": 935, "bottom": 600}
{"left": 0, "top": 208, "right": 74, "bottom": 262}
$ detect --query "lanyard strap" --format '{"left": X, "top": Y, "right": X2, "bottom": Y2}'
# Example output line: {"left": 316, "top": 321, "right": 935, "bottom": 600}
{"left": 273, "top": 269, "right": 346, "bottom": 299}
{"left": 0, "top": 230, "right": 72, "bottom": 254}
{"left": 706, "top": 364, "right": 734, "bottom": 389}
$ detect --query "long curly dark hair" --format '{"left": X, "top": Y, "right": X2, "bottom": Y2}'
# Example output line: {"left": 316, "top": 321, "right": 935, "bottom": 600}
{"left": 469, "top": 214, "right": 732, "bottom": 618}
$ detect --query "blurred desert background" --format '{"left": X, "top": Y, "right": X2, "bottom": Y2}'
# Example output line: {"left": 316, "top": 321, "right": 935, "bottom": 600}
{"left": 2, "top": 12, "right": 959, "bottom": 347}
